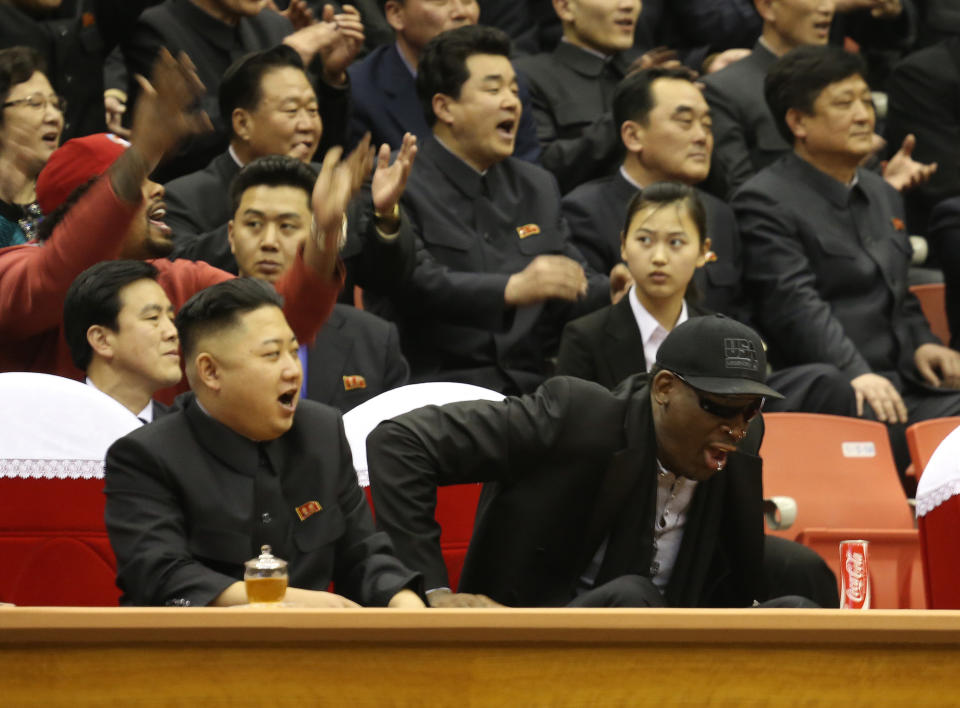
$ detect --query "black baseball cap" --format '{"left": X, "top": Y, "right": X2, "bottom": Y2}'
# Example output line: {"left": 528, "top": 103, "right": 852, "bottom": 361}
{"left": 655, "top": 315, "right": 784, "bottom": 399}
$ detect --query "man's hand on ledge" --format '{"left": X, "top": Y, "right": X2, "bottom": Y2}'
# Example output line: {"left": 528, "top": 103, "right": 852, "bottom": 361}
{"left": 388, "top": 589, "right": 427, "bottom": 608}
{"left": 427, "top": 589, "right": 505, "bottom": 608}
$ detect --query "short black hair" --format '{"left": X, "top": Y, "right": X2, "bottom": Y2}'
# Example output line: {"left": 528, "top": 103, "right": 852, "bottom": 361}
{"left": 0, "top": 46, "right": 47, "bottom": 128}
{"left": 621, "top": 181, "right": 707, "bottom": 243}
{"left": 622, "top": 182, "right": 708, "bottom": 304}
{"left": 416, "top": 25, "right": 512, "bottom": 127}
{"left": 176, "top": 278, "right": 284, "bottom": 361}
{"left": 219, "top": 45, "right": 307, "bottom": 141}
{"left": 229, "top": 154, "right": 318, "bottom": 215}
{"left": 612, "top": 67, "right": 698, "bottom": 130}
{"left": 63, "top": 260, "right": 160, "bottom": 371}
{"left": 764, "top": 45, "right": 868, "bottom": 144}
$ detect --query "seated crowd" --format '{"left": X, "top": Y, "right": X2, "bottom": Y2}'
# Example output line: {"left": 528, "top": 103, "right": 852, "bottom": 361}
{"left": 1, "top": 0, "right": 958, "bottom": 610}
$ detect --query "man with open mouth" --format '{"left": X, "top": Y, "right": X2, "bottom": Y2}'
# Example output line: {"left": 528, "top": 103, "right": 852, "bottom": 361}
{"left": 104, "top": 277, "right": 425, "bottom": 609}
{"left": 368, "top": 314, "right": 827, "bottom": 609}
{"left": 371, "top": 25, "right": 619, "bottom": 397}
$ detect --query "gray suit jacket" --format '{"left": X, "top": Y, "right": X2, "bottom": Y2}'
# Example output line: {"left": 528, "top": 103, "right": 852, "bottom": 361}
{"left": 734, "top": 153, "right": 937, "bottom": 383}
{"left": 701, "top": 41, "right": 786, "bottom": 197}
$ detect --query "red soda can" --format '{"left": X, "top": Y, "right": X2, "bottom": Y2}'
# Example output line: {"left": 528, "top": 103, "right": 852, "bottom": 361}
{"left": 840, "top": 540, "right": 870, "bottom": 609}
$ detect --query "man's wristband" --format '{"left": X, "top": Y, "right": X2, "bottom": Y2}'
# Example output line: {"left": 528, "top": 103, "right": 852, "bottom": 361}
{"left": 374, "top": 202, "right": 400, "bottom": 222}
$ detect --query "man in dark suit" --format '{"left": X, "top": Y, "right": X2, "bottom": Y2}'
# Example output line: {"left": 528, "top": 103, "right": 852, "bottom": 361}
{"left": 165, "top": 48, "right": 417, "bottom": 303}
{"left": 369, "top": 314, "right": 829, "bottom": 608}
{"left": 105, "top": 277, "right": 424, "bottom": 608}
{"left": 374, "top": 26, "right": 618, "bottom": 395}
{"left": 116, "top": 0, "right": 363, "bottom": 180}
{"left": 347, "top": 0, "right": 540, "bottom": 162}
{"left": 929, "top": 197, "right": 960, "bottom": 349}
{"left": 735, "top": 45, "right": 960, "bottom": 474}
{"left": 562, "top": 67, "right": 746, "bottom": 320}
{"left": 0, "top": 0, "right": 152, "bottom": 140}
{"left": 226, "top": 154, "right": 411, "bottom": 412}
{"left": 514, "top": 0, "right": 642, "bottom": 194}
{"left": 63, "top": 260, "right": 179, "bottom": 422}
{"left": 559, "top": 69, "right": 855, "bottom": 416}
{"left": 703, "top": 0, "right": 917, "bottom": 196}
{"left": 884, "top": 37, "right": 960, "bottom": 236}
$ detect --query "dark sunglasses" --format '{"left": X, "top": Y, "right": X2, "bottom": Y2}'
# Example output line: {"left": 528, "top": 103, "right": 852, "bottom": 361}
{"left": 671, "top": 372, "right": 764, "bottom": 422}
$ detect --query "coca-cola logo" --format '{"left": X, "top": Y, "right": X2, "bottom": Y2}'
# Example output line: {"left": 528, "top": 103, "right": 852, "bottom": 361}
{"left": 845, "top": 549, "right": 866, "bottom": 603}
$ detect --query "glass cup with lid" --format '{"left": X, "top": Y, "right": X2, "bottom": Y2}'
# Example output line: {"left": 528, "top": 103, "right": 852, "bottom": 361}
{"left": 243, "top": 544, "right": 288, "bottom": 605}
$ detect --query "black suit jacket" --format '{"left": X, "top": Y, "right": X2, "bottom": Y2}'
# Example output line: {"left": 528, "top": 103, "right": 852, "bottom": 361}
{"left": 374, "top": 136, "right": 608, "bottom": 394}
{"left": 0, "top": 1, "right": 151, "bottom": 141}
{"left": 367, "top": 374, "right": 766, "bottom": 608}
{"left": 735, "top": 153, "right": 937, "bottom": 384}
{"left": 884, "top": 37, "right": 960, "bottom": 235}
{"left": 561, "top": 170, "right": 748, "bottom": 320}
{"left": 120, "top": 0, "right": 350, "bottom": 181}
{"left": 555, "top": 297, "right": 712, "bottom": 389}
{"left": 306, "top": 304, "right": 409, "bottom": 413}
{"left": 164, "top": 151, "right": 238, "bottom": 240}
{"left": 515, "top": 42, "right": 638, "bottom": 194}
{"left": 165, "top": 150, "right": 416, "bottom": 302}
{"left": 346, "top": 43, "right": 541, "bottom": 163}
{"left": 105, "top": 393, "right": 421, "bottom": 606}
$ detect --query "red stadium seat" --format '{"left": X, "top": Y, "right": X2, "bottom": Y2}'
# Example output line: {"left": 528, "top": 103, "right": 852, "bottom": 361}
{"left": 916, "top": 426, "right": 960, "bottom": 608}
{"left": 760, "top": 413, "right": 924, "bottom": 608}
{"left": 0, "top": 373, "right": 140, "bottom": 606}
{"left": 906, "top": 417, "right": 960, "bottom": 479}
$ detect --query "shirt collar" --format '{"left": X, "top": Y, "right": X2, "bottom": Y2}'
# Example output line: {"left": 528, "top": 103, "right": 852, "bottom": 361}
{"left": 425, "top": 135, "right": 488, "bottom": 199}
{"left": 560, "top": 37, "right": 610, "bottom": 61}
{"left": 628, "top": 286, "right": 689, "bottom": 350}
{"left": 396, "top": 40, "right": 417, "bottom": 77}
{"left": 85, "top": 377, "right": 152, "bottom": 422}
{"left": 228, "top": 144, "right": 245, "bottom": 168}
{"left": 620, "top": 165, "right": 645, "bottom": 191}
{"left": 784, "top": 152, "right": 864, "bottom": 208}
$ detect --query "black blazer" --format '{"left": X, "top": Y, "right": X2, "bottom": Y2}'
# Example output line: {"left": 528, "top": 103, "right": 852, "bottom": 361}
{"left": 120, "top": 0, "right": 350, "bottom": 181}
{"left": 306, "top": 304, "right": 409, "bottom": 414}
{"left": 367, "top": 374, "right": 766, "bottom": 608}
{"left": 105, "top": 393, "right": 421, "bottom": 606}
{"left": 561, "top": 170, "right": 748, "bottom": 321}
{"left": 556, "top": 297, "right": 712, "bottom": 389}
{"left": 165, "top": 150, "right": 417, "bottom": 302}
{"left": 735, "top": 153, "right": 937, "bottom": 383}
{"left": 346, "top": 43, "right": 542, "bottom": 163}
{"left": 885, "top": 37, "right": 960, "bottom": 235}
{"left": 515, "top": 42, "right": 638, "bottom": 194}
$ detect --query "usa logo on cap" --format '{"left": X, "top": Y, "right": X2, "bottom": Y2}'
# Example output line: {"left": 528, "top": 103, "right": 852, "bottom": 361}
{"left": 724, "top": 338, "right": 758, "bottom": 371}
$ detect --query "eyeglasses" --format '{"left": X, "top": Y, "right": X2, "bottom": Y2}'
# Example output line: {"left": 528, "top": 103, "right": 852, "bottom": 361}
{"left": 671, "top": 371, "right": 764, "bottom": 422}
{"left": 2, "top": 93, "right": 67, "bottom": 113}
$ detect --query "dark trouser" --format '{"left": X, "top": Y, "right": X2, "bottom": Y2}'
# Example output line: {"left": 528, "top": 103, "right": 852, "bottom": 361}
{"left": 765, "top": 363, "right": 857, "bottom": 416}
{"left": 764, "top": 535, "right": 838, "bottom": 608}
{"left": 568, "top": 569, "right": 823, "bottom": 609}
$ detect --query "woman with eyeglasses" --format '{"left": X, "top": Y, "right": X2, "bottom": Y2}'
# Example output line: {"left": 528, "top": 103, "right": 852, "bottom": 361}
{"left": 556, "top": 181, "right": 714, "bottom": 388}
{"left": 0, "top": 46, "right": 64, "bottom": 248}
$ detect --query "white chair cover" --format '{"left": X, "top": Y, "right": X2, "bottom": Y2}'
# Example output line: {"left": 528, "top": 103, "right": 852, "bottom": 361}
{"left": 916, "top": 424, "right": 960, "bottom": 517}
{"left": 342, "top": 382, "right": 505, "bottom": 487}
{"left": 0, "top": 372, "right": 141, "bottom": 479}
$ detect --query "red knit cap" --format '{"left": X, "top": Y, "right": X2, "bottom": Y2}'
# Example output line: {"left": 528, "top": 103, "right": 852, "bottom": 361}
{"left": 36, "top": 133, "right": 131, "bottom": 214}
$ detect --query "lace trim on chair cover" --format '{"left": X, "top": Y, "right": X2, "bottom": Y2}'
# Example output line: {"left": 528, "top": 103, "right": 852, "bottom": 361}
{"left": 916, "top": 480, "right": 960, "bottom": 517}
{"left": 0, "top": 459, "right": 104, "bottom": 480}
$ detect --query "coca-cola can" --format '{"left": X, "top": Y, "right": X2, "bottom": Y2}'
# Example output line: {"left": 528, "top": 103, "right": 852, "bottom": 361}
{"left": 839, "top": 540, "right": 870, "bottom": 609}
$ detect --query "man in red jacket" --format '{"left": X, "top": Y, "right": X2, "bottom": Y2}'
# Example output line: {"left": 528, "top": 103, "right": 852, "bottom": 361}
{"left": 0, "top": 50, "right": 361, "bottom": 393}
